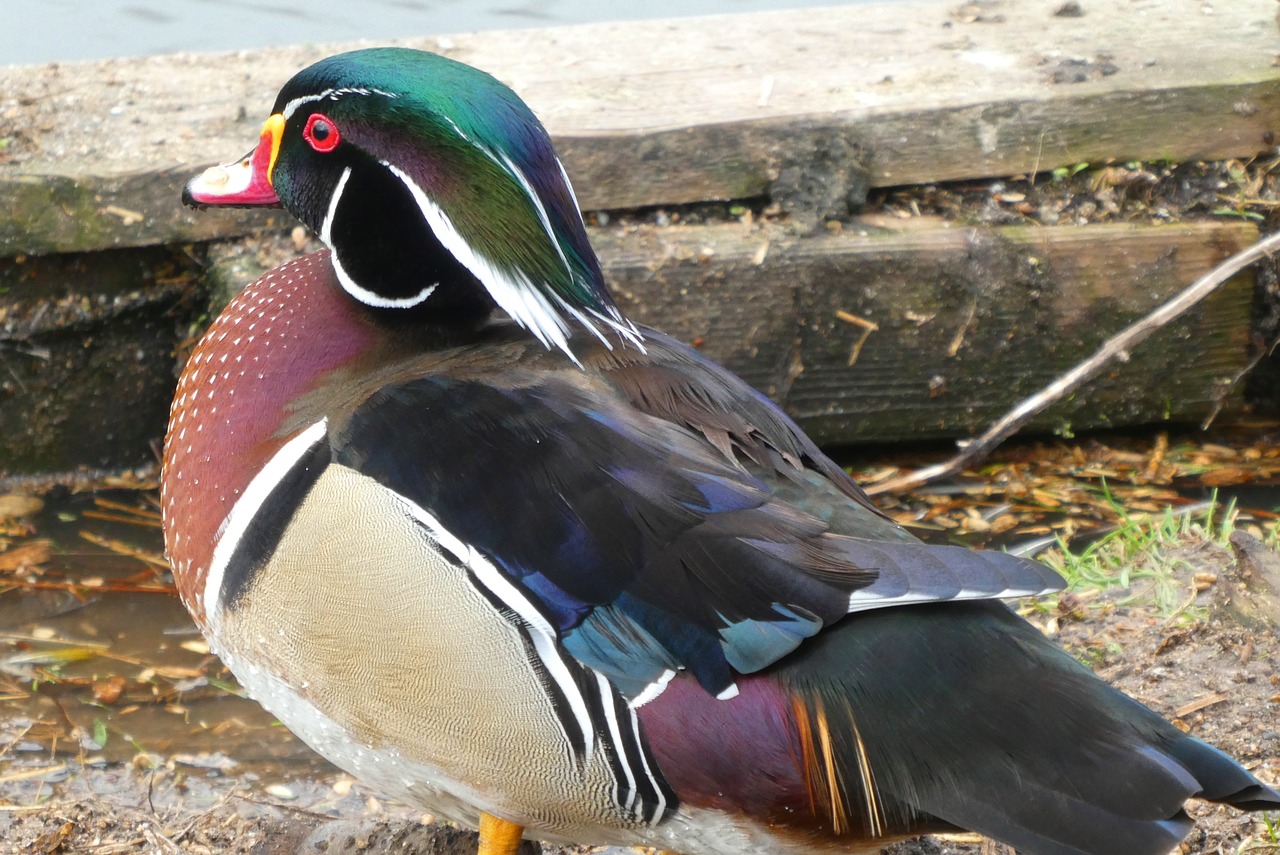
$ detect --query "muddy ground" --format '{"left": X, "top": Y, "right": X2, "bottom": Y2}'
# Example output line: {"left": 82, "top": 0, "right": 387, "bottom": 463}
{"left": 3, "top": 486, "right": 1280, "bottom": 855}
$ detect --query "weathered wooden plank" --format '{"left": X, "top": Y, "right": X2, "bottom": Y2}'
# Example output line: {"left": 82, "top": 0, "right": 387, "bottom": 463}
{"left": 598, "top": 219, "right": 1256, "bottom": 443}
{"left": 0, "top": 218, "right": 1255, "bottom": 479}
{"left": 0, "top": 248, "right": 200, "bottom": 477}
{"left": 1, "top": 0, "right": 1275, "bottom": 255}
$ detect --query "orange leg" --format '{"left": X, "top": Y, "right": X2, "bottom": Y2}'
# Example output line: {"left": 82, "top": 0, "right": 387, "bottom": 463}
{"left": 477, "top": 812, "right": 525, "bottom": 855}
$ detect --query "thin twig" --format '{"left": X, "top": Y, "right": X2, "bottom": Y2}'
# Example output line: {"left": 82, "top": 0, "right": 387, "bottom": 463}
{"left": 836, "top": 310, "right": 879, "bottom": 366}
{"left": 868, "top": 230, "right": 1280, "bottom": 496}
{"left": 1201, "top": 330, "right": 1280, "bottom": 429}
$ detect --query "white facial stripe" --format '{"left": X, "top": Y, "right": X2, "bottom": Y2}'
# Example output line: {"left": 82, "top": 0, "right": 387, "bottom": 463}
{"left": 282, "top": 94, "right": 325, "bottom": 120}
{"left": 555, "top": 294, "right": 646, "bottom": 352}
{"left": 331, "top": 253, "right": 439, "bottom": 309}
{"left": 389, "top": 490, "right": 596, "bottom": 763}
{"left": 439, "top": 119, "right": 562, "bottom": 262}
{"left": 382, "top": 162, "right": 584, "bottom": 363}
{"left": 205, "top": 419, "right": 330, "bottom": 629}
{"left": 544, "top": 158, "right": 646, "bottom": 349}
{"left": 423, "top": 123, "right": 646, "bottom": 354}
{"left": 496, "top": 149, "right": 574, "bottom": 274}
{"left": 555, "top": 157, "right": 583, "bottom": 213}
{"left": 290, "top": 96, "right": 644, "bottom": 356}
{"left": 319, "top": 166, "right": 351, "bottom": 245}
{"left": 324, "top": 166, "right": 438, "bottom": 308}
{"left": 281, "top": 86, "right": 399, "bottom": 120}
{"left": 483, "top": 149, "right": 645, "bottom": 351}
{"left": 442, "top": 116, "right": 474, "bottom": 145}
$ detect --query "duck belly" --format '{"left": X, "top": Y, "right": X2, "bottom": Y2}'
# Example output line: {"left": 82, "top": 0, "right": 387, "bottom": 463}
{"left": 209, "top": 463, "right": 641, "bottom": 837}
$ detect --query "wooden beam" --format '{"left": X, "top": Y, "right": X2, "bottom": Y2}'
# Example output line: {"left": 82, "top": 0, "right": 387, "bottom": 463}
{"left": 597, "top": 219, "right": 1257, "bottom": 443}
{"left": 0, "top": 217, "right": 1255, "bottom": 478}
{"left": 0, "top": 247, "right": 200, "bottom": 477}
{"left": 1, "top": 0, "right": 1275, "bottom": 255}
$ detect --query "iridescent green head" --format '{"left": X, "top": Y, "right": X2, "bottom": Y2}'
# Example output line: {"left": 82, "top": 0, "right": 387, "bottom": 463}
{"left": 184, "top": 47, "right": 638, "bottom": 358}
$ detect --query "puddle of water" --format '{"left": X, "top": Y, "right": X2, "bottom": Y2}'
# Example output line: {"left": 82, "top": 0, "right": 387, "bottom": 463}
{"left": 0, "top": 490, "right": 341, "bottom": 811}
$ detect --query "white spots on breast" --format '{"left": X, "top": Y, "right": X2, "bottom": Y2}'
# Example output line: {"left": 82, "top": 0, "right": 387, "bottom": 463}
{"left": 162, "top": 254, "right": 321, "bottom": 620}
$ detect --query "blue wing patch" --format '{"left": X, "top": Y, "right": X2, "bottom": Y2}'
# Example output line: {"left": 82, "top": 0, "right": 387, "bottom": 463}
{"left": 334, "top": 372, "right": 1061, "bottom": 703}
{"left": 718, "top": 603, "right": 823, "bottom": 674}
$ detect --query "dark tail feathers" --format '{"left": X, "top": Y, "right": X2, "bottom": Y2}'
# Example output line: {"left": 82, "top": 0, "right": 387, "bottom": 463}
{"left": 778, "top": 600, "right": 1280, "bottom": 855}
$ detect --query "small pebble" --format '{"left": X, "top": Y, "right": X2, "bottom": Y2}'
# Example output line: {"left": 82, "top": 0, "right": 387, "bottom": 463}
{"left": 265, "top": 783, "right": 297, "bottom": 800}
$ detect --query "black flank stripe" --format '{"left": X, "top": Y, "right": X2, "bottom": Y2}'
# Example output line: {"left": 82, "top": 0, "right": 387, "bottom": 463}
{"left": 222, "top": 439, "right": 332, "bottom": 610}
{"left": 461, "top": 564, "right": 674, "bottom": 822}
{"left": 581, "top": 677, "right": 627, "bottom": 810}
{"left": 611, "top": 690, "right": 677, "bottom": 824}
{"left": 465, "top": 569, "right": 592, "bottom": 764}
{"left": 581, "top": 672, "right": 677, "bottom": 824}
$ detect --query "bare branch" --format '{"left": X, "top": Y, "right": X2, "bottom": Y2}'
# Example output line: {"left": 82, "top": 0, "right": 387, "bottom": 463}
{"left": 867, "top": 229, "right": 1280, "bottom": 497}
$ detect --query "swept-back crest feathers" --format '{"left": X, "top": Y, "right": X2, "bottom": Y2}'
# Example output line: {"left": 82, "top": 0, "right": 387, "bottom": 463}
{"left": 272, "top": 48, "right": 638, "bottom": 359}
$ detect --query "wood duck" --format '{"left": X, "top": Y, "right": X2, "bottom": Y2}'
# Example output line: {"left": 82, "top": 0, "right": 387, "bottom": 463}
{"left": 163, "top": 47, "right": 1279, "bottom": 855}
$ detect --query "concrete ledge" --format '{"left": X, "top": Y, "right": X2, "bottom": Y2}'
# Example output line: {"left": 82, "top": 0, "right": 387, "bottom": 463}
{"left": 1, "top": 0, "right": 1276, "bottom": 255}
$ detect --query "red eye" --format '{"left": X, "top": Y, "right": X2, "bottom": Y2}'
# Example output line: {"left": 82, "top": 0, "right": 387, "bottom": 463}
{"left": 303, "top": 113, "right": 340, "bottom": 153}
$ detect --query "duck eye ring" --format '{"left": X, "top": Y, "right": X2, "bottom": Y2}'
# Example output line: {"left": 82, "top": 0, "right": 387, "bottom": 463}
{"left": 303, "top": 113, "right": 340, "bottom": 153}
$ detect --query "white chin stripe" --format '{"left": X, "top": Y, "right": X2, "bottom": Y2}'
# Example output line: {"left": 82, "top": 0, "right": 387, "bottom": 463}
{"left": 319, "top": 166, "right": 351, "bottom": 247}
{"left": 332, "top": 253, "right": 439, "bottom": 308}
{"left": 382, "top": 161, "right": 647, "bottom": 364}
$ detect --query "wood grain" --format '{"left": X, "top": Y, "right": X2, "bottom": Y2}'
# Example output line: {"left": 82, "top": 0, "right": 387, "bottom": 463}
{"left": 597, "top": 219, "right": 1257, "bottom": 442}
{"left": 1, "top": 0, "right": 1275, "bottom": 255}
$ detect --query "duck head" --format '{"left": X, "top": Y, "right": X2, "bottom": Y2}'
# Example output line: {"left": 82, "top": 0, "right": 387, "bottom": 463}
{"left": 185, "top": 47, "right": 638, "bottom": 358}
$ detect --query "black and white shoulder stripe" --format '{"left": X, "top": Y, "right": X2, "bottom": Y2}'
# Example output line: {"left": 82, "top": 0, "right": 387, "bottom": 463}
{"left": 390, "top": 488, "right": 675, "bottom": 825}
{"left": 205, "top": 419, "right": 332, "bottom": 628}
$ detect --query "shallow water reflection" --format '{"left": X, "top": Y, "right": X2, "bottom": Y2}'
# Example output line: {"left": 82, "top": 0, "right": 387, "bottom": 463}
{"left": 4, "top": 0, "right": 871, "bottom": 65}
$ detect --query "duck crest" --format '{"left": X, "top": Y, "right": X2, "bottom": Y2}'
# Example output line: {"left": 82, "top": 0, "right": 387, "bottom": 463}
{"left": 188, "top": 47, "right": 639, "bottom": 362}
